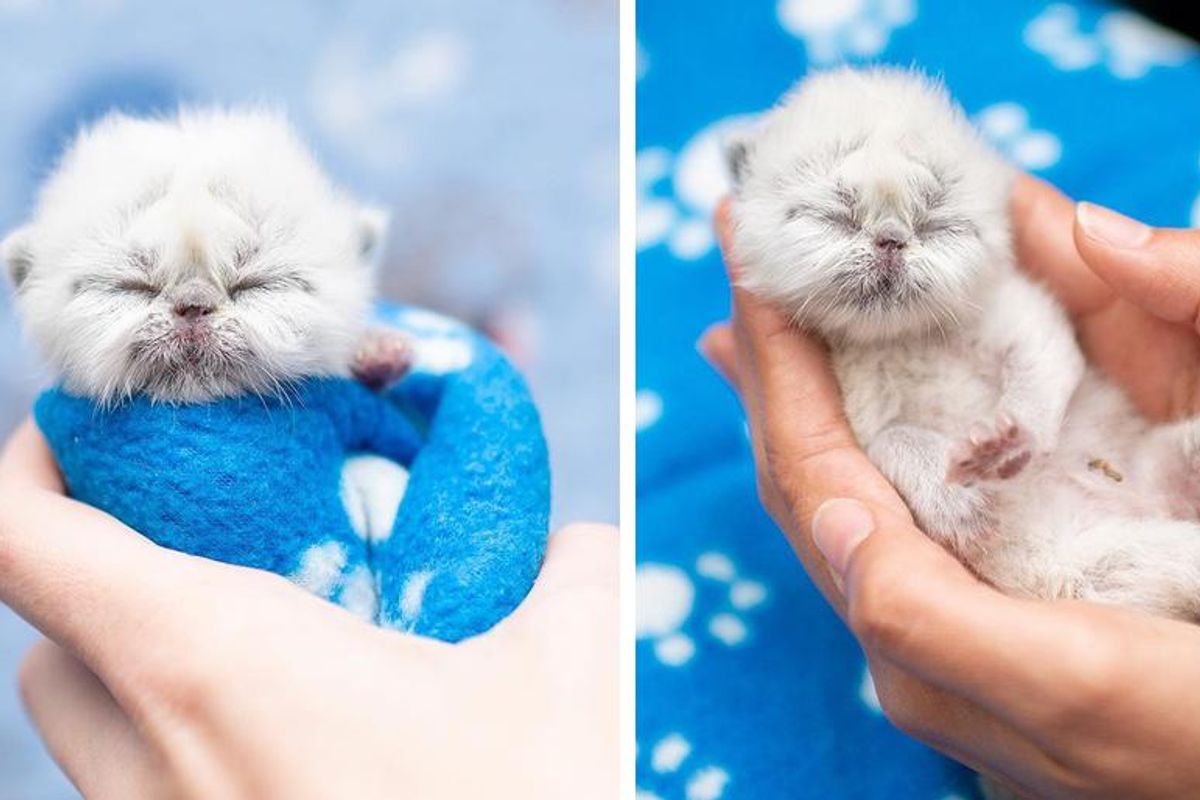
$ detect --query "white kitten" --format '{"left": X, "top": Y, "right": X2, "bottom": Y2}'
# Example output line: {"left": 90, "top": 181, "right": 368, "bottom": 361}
{"left": 2, "top": 108, "right": 393, "bottom": 404}
{"left": 730, "top": 67, "right": 1200, "bottom": 620}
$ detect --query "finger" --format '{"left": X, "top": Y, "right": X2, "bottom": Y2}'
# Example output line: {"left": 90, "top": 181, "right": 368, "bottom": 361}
{"left": 1075, "top": 202, "right": 1200, "bottom": 330}
{"left": 20, "top": 640, "right": 170, "bottom": 799}
{"left": 0, "top": 422, "right": 207, "bottom": 697}
{"left": 0, "top": 418, "right": 65, "bottom": 492}
{"left": 715, "top": 198, "right": 908, "bottom": 615}
{"left": 866, "top": 658, "right": 1062, "bottom": 800}
{"left": 714, "top": 200, "right": 823, "bottom": 522}
{"left": 1011, "top": 174, "right": 1113, "bottom": 316}
{"left": 817, "top": 497, "right": 1116, "bottom": 734}
{"left": 712, "top": 200, "right": 778, "bottom": 500}
{"left": 697, "top": 323, "right": 741, "bottom": 393}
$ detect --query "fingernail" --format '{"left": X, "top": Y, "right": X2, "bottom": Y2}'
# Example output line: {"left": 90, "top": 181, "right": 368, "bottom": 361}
{"left": 1077, "top": 202, "right": 1151, "bottom": 249}
{"left": 812, "top": 499, "right": 875, "bottom": 582}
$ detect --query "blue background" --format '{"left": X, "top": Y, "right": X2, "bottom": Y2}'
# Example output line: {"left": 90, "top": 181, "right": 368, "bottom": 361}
{"left": 636, "top": 1, "right": 1200, "bottom": 798}
{"left": 0, "top": 1, "right": 614, "bottom": 795}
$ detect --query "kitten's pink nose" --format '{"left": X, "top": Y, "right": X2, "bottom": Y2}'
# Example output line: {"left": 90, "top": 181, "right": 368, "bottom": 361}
{"left": 173, "top": 302, "right": 215, "bottom": 321}
{"left": 874, "top": 235, "right": 907, "bottom": 253}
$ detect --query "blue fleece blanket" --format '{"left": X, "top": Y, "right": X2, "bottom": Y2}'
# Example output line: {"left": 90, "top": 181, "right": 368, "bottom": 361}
{"left": 35, "top": 303, "right": 550, "bottom": 643}
{"left": 636, "top": 1, "right": 1200, "bottom": 798}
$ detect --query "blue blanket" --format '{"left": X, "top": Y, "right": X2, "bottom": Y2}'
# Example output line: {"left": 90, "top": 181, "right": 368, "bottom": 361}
{"left": 36, "top": 303, "right": 550, "bottom": 643}
{"left": 636, "top": 1, "right": 1200, "bottom": 798}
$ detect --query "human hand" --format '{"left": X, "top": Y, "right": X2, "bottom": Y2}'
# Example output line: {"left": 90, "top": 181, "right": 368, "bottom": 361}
{"left": 1013, "top": 174, "right": 1200, "bottom": 421}
{"left": 0, "top": 420, "right": 616, "bottom": 800}
{"left": 699, "top": 199, "right": 1200, "bottom": 798}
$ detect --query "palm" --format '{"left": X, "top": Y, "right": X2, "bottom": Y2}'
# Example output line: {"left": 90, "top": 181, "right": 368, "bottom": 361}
{"left": 1075, "top": 295, "right": 1200, "bottom": 421}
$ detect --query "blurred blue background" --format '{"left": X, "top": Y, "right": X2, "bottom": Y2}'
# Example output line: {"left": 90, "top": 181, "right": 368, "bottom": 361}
{"left": 0, "top": 1, "right": 615, "bottom": 795}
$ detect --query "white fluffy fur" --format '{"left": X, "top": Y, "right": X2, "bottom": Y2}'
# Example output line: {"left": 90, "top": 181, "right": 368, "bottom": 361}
{"left": 3, "top": 108, "right": 385, "bottom": 403}
{"left": 731, "top": 67, "right": 1200, "bottom": 621}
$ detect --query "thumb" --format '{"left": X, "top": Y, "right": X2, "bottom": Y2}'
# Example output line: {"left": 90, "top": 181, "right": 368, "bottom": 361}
{"left": 1074, "top": 202, "right": 1200, "bottom": 330}
{"left": 810, "top": 498, "right": 1091, "bottom": 725}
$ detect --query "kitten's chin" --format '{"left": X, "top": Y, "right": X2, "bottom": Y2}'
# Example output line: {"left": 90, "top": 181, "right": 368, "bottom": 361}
{"left": 64, "top": 351, "right": 348, "bottom": 406}
{"left": 801, "top": 300, "right": 968, "bottom": 346}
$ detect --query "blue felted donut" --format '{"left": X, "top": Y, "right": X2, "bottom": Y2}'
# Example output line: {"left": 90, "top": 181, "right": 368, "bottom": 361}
{"left": 34, "top": 303, "right": 550, "bottom": 643}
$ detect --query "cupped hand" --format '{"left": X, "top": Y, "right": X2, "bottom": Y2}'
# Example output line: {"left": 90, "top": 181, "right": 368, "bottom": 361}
{"left": 0, "top": 421, "right": 617, "bottom": 800}
{"left": 700, "top": 196, "right": 1200, "bottom": 798}
{"left": 1014, "top": 174, "right": 1200, "bottom": 421}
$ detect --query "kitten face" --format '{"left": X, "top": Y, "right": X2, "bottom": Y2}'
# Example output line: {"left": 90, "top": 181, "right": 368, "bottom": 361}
{"left": 3, "top": 109, "right": 384, "bottom": 403}
{"left": 730, "top": 68, "right": 1013, "bottom": 343}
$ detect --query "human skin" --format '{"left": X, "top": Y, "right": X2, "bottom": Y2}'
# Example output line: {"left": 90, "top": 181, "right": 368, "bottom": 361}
{"left": 0, "top": 421, "right": 617, "bottom": 800}
{"left": 698, "top": 176, "right": 1200, "bottom": 799}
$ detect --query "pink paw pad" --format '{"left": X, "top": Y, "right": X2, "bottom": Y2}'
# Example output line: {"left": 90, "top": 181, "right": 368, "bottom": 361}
{"left": 352, "top": 330, "right": 414, "bottom": 390}
{"left": 947, "top": 415, "right": 1033, "bottom": 486}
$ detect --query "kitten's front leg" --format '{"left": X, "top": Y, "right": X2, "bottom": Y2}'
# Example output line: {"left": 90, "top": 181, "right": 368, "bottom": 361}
{"left": 352, "top": 328, "right": 414, "bottom": 390}
{"left": 978, "top": 275, "right": 1086, "bottom": 455}
{"left": 867, "top": 425, "right": 997, "bottom": 556}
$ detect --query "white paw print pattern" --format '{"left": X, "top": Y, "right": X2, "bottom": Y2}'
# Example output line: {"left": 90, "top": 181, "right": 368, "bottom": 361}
{"left": 637, "top": 389, "right": 663, "bottom": 432}
{"left": 1191, "top": 155, "right": 1200, "bottom": 229}
{"left": 290, "top": 540, "right": 379, "bottom": 622}
{"left": 290, "top": 452, "right": 415, "bottom": 623}
{"left": 637, "top": 552, "right": 768, "bottom": 667}
{"left": 1025, "top": 3, "right": 1196, "bottom": 80}
{"left": 638, "top": 733, "right": 731, "bottom": 800}
{"left": 859, "top": 663, "right": 883, "bottom": 714}
{"left": 638, "top": 114, "right": 760, "bottom": 261}
{"left": 975, "top": 102, "right": 1062, "bottom": 171}
{"left": 387, "top": 307, "right": 476, "bottom": 375}
{"left": 778, "top": 0, "right": 916, "bottom": 65}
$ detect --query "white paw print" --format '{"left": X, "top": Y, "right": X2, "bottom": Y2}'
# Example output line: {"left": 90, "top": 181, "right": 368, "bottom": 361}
{"left": 638, "top": 114, "right": 760, "bottom": 261}
{"left": 1025, "top": 3, "right": 1195, "bottom": 80}
{"left": 859, "top": 663, "right": 883, "bottom": 714}
{"left": 637, "top": 389, "right": 663, "bottom": 432}
{"left": 638, "top": 733, "right": 731, "bottom": 800}
{"left": 381, "top": 307, "right": 476, "bottom": 375}
{"left": 975, "top": 102, "right": 1062, "bottom": 171}
{"left": 1191, "top": 155, "right": 1200, "bottom": 228}
{"left": 778, "top": 0, "right": 916, "bottom": 65}
{"left": 290, "top": 541, "right": 378, "bottom": 622}
{"left": 636, "top": 552, "right": 768, "bottom": 667}
{"left": 290, "top": 453, "right": 415, "bottom": 623}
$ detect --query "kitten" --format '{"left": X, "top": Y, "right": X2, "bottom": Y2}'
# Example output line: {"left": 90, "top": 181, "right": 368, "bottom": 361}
{"left": 2, "top": 108, "right": 407, "bottom": 404}
{"left": 729, "top": 67, "right": 1200, "bottom": 621}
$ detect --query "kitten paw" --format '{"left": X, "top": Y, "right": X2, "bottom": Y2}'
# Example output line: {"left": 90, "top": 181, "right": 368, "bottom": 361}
{"left": 352, "top": 329, "right": 414, "bottom": 390}
{"left": 947, "top": 415, "right": 1033, "bottom": 486}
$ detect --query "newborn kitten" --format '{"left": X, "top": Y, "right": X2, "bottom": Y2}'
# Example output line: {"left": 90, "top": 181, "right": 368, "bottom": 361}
{"left": 730, "top": 67, "right": 1200, "bottom": 621}
{"left": 2, "top": 108, "right": 406, "bottom": 404}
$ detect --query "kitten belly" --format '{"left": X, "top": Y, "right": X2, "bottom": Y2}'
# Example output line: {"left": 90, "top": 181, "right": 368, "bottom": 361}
{"left": 977, "top": 371, "right": 1186, "bottom": 597}
{"left": 836, "top": 338, "right": 1002, "bottom": 443}
{"left": 1005, "top": 372, "right": 1166, "bottom": 517}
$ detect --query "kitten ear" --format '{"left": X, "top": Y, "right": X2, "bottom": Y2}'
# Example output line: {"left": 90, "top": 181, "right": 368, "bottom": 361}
{"left": 2, "top": 227, "right": 34, "bottom": 290}
{"left": 725, "top": 134, "right": 755, "bottom": 190}
{"left": 358, "top": 206, "right": 389, "bottom": 262}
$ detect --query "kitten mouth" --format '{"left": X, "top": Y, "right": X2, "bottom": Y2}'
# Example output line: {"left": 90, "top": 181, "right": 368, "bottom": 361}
{"left": 171, "top": 325, "right": 215, "bottom": 362}
{"left": 835, "top": 262, "right": 911, "bottom": 310}
{"left": 126, "top": 318, "right": 257, "bottom": 401}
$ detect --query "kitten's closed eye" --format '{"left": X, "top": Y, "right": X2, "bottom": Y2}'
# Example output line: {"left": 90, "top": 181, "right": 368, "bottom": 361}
{"left": 786, "top": 199, "right": 860, "bottom": 232}
{"left": 72, "top": 274, "right": 161, "bottom": 297}
{"left": 115, "top": 277, "right": 160, "bottom": 296}
{"left": 915, "top": 215, "right": 978, "bottom": 239}
{"left": 229, "top": 272, "right": 315, "bottom": 298}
